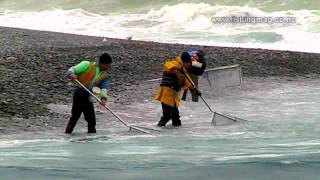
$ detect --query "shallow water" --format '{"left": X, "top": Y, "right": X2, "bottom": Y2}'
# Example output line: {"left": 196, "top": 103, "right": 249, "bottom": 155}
{"left": 1, "top": 78, "right": 320, "bottom": 179}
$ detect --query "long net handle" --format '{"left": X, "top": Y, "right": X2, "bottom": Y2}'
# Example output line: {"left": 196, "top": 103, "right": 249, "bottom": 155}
{"left": 181, "top": 70, "right": 248, "bottom": 126}
{"left": 74, "top": 79, "right": 150, "bottom": 134}
{"left": 180, "top": 70, "right": 215, "bottom": 114}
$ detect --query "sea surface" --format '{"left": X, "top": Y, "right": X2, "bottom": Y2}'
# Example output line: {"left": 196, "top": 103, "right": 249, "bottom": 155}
{"left": 1, "top": 78, "right": 320, "bottom": 179}
{"left": 0, "top": 0, "right": 319, "bottom": 53}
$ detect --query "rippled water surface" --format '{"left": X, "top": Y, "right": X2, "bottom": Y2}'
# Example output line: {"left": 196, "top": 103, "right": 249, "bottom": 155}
{"left": 1, "top": 78, "right": 320, "bottom": 179}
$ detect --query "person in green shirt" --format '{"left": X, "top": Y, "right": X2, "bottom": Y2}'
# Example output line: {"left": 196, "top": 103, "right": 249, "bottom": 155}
{"left": 65, "top": 53, "right": 112, "bottom": 134}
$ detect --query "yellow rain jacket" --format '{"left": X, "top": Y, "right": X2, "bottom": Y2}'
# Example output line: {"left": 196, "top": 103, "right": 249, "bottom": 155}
{"left": 155, "top": 57, "right": 192, "bottom": 107}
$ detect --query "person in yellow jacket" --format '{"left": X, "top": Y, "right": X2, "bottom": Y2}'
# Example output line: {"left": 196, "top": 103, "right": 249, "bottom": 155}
{"left": 65, "top": 53, "right": 112, "bottom": 134}
{"left": 155, "top": 52, "right": 201, "bottom": 127}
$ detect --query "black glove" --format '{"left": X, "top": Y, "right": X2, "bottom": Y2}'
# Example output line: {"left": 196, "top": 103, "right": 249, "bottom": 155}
{"left": 192, "top": 88, "right": 202, "bottom": 96}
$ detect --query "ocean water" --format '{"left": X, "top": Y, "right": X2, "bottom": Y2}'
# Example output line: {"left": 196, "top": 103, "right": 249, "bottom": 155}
{"left": 1, "top": 78, "right": 320, "bottom": 179}
{"left": 0, "top": 0, "right": 319, "bottom": 53}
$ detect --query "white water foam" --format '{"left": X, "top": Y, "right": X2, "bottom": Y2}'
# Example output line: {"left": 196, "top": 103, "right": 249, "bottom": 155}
{"left": 0, "top": 3, "right": 319, "bottom": 53}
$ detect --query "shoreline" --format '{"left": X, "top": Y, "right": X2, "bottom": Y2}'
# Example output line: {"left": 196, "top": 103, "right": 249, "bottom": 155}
{"left": 1, "top": 26, "right": 320, "bottom": 134}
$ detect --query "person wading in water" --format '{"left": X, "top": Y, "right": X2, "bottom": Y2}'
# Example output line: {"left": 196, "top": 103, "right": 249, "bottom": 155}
{"left": 181, "top": 50, "right": 206, "bottom": 102}
{"left": 65, "top": 53, "right": 112, "bottom": 134}
{"left": 155, "top": 52, "right": 201, "bottom": 127}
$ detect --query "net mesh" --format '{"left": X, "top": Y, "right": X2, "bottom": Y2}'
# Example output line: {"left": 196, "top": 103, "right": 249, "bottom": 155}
{"left": 204, "top": 64, "right": 242, "bottom": 91}
{"left": 212, "top": 112, "right": 248, "bottom": 126}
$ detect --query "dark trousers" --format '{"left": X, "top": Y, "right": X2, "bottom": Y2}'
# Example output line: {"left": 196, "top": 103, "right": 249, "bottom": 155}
{"left": 157, "top": 103, "right": 181, "bottom": 127}
{"left": 181, "top": 73, "right": 199, "bottom": 102}
{"left": 65, "top": 89, "right": 96, "bottom": 134}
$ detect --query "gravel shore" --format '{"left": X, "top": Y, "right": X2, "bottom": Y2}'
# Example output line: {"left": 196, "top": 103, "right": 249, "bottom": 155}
{"left": 0, "top": 26, "right": 320, "bottom": 134}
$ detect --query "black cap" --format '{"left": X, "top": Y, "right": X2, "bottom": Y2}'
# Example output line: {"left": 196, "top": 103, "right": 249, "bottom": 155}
{"left": 196, "top": 50, "right": 205, "bottom": 61}
{"left": 99, "top": 53, "right": 113, "bottom": 64}
{"left": 181, "top": 51, "right": 191, "bottom": 63}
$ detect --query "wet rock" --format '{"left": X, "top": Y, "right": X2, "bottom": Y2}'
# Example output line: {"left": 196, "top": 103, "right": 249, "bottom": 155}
{"left": 6, "top": 56, "right": 17, "bottom": 62}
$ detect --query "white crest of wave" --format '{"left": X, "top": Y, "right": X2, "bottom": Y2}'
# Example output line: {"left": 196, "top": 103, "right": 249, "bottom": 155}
{"left": 215, "top": 153, "right": 283, "bottom": 161}
{"left": 140, "top": 3, "right": 303, "bottom": 34}
{"left": 0, "top": 3, "right": 310, "bottom": 35}
{"left": 0, "top": 3, "right": 319, "bottom": 52}
{"left": 0, "top": 139, "right": 64, "bottom": 147}
{"left": 0, "top": 8, "right": 131, "bottom": 39}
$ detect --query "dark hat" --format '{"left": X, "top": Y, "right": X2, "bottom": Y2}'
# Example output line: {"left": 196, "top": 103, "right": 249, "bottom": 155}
{"left": 180, "top": 51, "right": 191, "bottom": 63}
{"left": 99, "top": 53, "right": 113, "bottom": 64}
{"left": 196, "top": 50, "right": 205, "bottom": 61}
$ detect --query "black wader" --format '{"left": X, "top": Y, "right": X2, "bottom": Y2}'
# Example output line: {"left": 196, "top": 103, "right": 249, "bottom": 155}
{"left": 157, "top": 103, "right": 181, "bottom": 127}
{"left": 181, "top": 73, "right": 199, "bottom": 102}
{"left": 65, "top": 88, "right": 96, "bottom": 134}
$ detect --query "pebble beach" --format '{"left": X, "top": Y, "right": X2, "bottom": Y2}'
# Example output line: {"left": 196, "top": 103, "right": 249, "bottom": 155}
{"left": 1, "top": 26, "right": 320, "bottom": 134}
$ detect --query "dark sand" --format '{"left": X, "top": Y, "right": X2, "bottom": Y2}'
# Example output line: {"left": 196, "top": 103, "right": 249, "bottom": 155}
{"left": 0, "top": 26, "right": 319, "bottom": 134}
